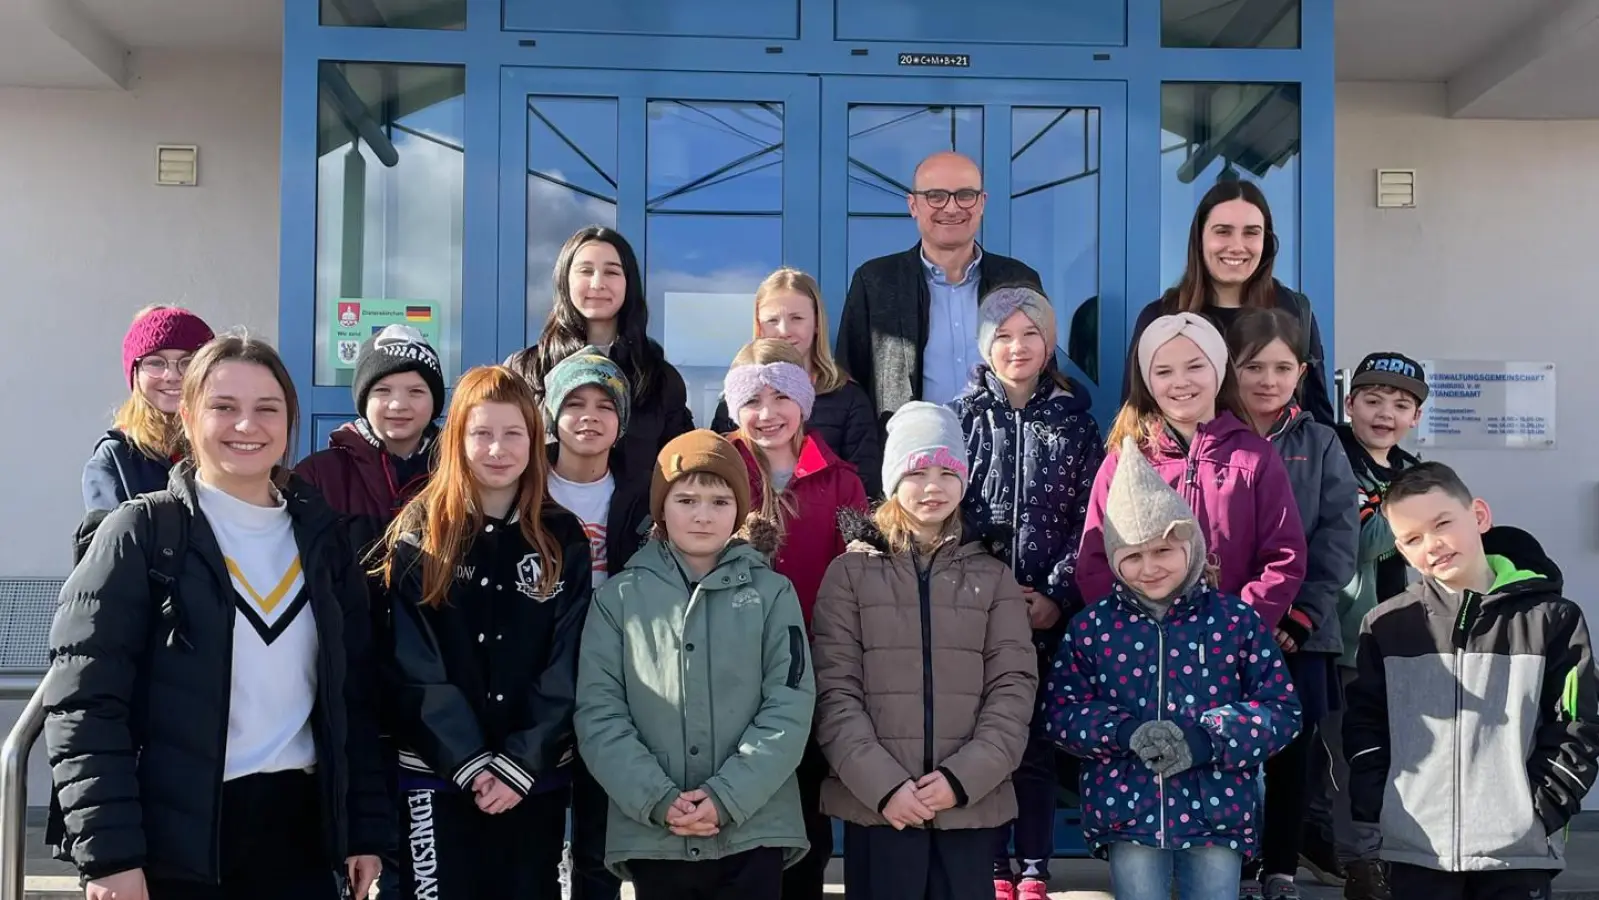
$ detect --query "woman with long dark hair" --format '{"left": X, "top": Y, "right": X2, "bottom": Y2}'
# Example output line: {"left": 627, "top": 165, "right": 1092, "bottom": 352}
{"left": 507, "top": 226, "right": 693, "bottom": 488}
{"left": 382, "top": 366, "right": 593, "bottom": 899}
{"left": 1122, "top": 181, "right": 1335, "bottom": 425}
{"left": 48, "top": 335, "right": 388, "bottom": 900}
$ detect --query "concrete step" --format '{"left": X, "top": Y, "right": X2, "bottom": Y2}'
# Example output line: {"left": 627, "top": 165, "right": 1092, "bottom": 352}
{"left": 22, "top": 831, "right": 1599, "bottom": 898}
{"left": 20, "top": 870, "right": 1599, "bottom": 900}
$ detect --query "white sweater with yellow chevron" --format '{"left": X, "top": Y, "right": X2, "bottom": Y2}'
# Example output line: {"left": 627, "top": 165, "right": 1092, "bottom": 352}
{"left": 195, "top": 478, "right": 320, "bottom": 781}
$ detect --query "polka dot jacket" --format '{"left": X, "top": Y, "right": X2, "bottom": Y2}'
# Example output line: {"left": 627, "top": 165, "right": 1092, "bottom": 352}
{"left": 950, "top": 367, "right": 1104, "bottom": 646}
{"left": 1042, "top": 582, "right": 1302, "bottom": 858}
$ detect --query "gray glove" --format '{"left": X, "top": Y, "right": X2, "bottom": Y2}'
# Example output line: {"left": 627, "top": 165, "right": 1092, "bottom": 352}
{"left": 1128, "top": 720, "right": 1184, "bottom": 762}
{"left": 1145, "top": 734, "right": 1197, "bottom": 778}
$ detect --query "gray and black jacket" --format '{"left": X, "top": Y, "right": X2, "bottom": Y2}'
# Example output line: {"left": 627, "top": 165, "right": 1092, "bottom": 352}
{"left": 1262, "top": 406, "right": 1359, "bottom": 656}
{"left": 1344, "top": 529, "right": 1599, "bottom": 872}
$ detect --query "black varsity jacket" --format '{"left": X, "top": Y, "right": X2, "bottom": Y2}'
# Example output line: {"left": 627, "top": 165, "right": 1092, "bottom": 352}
{"left": 388, "top": 503, "right": 592, "bottom": 796}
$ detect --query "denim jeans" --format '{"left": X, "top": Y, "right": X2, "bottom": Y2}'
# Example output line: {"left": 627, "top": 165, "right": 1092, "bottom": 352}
{"left": 1107, "top": 842, "right": 1243, "bottom": 900}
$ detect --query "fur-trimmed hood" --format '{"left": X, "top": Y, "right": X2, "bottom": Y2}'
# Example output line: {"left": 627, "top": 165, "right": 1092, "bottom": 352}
{"left": 644, "top": 509, "right": 783, "bottom": 562}
{"left": 835, "top": 504, "right": 1010, "bottom": 560}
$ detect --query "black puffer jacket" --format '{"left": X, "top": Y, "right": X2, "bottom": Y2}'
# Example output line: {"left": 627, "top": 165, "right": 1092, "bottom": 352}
{"left": 951, "top": 367, "right": 1104, "bottom": 644}
{"left": 710, "top": 379, "right": 884, "bottom": 497}
{"left": 388, "top": 503, "right": 592, "bottom": 796}
{"left": 44, "top": 465, "right": 390, "bottom": 883}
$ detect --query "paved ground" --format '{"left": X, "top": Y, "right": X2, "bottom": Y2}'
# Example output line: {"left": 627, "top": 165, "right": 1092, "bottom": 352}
{"left": 22, "top": 825, "right": 1599, "bottom": 897}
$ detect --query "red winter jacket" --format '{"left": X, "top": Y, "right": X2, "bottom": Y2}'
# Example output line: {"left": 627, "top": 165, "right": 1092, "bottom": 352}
{"left": 294, "top": 423, "right": 432, "bottom": 554}
{"left": 732, "top": 433, "right": 869, "bottom": 627}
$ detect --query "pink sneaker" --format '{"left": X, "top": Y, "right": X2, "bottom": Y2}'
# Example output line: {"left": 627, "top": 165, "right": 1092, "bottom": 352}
{"left": 994, "top": 878, "right": 1017, "bottom": 900}
{"left": 1016, "top": 877, "right": 1049, "bottom": 900}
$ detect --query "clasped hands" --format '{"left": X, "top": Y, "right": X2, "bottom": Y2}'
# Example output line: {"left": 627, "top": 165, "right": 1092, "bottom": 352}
{"left": 470, "top": 770, "right": 523, "bottom": 815}
{"left": 880, "top": 770, "right": 959, "bottom": 831}
{"left": 1128, "top": 720, "right": 1199, "bottom": 778}
{"left": 665, "top": 788, "right": 723, "bottom": 837}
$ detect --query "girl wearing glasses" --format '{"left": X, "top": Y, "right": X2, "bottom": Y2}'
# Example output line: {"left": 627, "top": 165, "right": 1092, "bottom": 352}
{"left": 83, "top": 305, "right": 214, "bottom": 511}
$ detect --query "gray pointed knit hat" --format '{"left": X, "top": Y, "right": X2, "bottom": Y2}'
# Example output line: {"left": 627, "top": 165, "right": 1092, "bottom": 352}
{"left": 1103, "top": 436, "right": 1207, "bottom": 600}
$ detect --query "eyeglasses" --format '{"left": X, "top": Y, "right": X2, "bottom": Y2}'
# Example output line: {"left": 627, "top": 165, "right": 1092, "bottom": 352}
{"left": 137, "top": 356, "right": 194, "bottom": 377}
{"left": 912, "top": 188, "right": 983, "bottom": 210}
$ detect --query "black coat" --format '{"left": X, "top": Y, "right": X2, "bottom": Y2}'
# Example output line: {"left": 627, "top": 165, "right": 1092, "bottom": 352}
{"left": 388, "top": 504, "right": 592, "bottom": 796}
{"left": 44, "top": 466, "right": 391, "bottom": 883}
{"left": 835, "top": 243, "right": 1042, "bottom": 427}
{"left": 1124, "top": 283, "right": 1336, "bottom": 427}
{"left": 709, "top": 379, "right": 884, "bottom": 497}
{"left": 82, "top": 430, "right": 173, "bottom": 512}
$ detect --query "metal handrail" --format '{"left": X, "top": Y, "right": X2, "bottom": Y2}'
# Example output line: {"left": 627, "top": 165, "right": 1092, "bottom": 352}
{"left": 0, "top": 670, "right": 49, "bottom": 900}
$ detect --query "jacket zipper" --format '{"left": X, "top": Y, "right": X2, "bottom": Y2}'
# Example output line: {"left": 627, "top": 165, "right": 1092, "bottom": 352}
{"left": 918, "top": 559, "right": 936, "bottom": 777}
{"left": 1454, "top": 642, "right": 1464, "bottom": 871}
{"left": 1010, "top": 409, "right": 1023, "bottom": 568}
{"left": 1453, "top": 592, "right": 1471, "bottom": 873}
{"left": 313, "top": 524, "right": 346, "bottom": 864}
{"left": 676, "top": 555, "right": 705, "bottom": 792}
{"left": 203, "top": 551, "right": 236, "bottom": 882}
{"left": 1156, "top": 621, "right": 1168, "bottom": 849}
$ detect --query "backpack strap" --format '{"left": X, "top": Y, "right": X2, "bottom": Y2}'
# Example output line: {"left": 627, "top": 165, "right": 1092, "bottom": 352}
{"left": 137, "top": 492, "right": 193, "bottom": 652}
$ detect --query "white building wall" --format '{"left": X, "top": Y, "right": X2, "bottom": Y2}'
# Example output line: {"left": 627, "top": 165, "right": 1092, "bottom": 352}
{"left": 0, "top": 49, "right": 281, "bottom": 578}
{"left": 0, "top": 52, "right": 280, "bottom": 799}
{"left": 1336, "top": 81, "right": 1599, "bottom": 615}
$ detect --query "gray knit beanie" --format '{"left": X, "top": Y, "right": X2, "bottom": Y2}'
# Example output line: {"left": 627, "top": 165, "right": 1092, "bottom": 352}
{"left": 977, "top": 285, "right": 1058, "bottom": 365}
{"left": 1103, "top": 436, "right": 1207, "bottom": 601}
{"left": 881, "top": 401, "right": 970, "bottom": 496}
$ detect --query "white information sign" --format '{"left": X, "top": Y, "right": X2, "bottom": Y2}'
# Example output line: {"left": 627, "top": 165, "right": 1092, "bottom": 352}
{"left": 663, "top": 291, "right": 756, "bottom": 368}
{"left": 1414, "top": 360, "right": 1557, "bottom": 450}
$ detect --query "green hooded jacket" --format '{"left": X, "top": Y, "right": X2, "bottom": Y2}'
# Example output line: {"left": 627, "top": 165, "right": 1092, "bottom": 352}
{"left": 574, "top": 537, "right": 814, "bottom": 876}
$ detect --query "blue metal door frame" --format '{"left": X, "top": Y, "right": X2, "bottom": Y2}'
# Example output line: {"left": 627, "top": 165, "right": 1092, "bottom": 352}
{"left": 280, "top": 0, "right": 1334, "bottom": 858}
{"left": 281, "top": 0, "right": 1334, "bottom": 455}
{"left": 497, "top": 68, "right": 822, "bottom": 360}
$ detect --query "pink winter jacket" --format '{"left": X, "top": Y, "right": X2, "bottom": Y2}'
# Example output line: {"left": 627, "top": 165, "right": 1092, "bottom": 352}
{"left": 1075, "top": 412, "right": 1307, "bottom": 628}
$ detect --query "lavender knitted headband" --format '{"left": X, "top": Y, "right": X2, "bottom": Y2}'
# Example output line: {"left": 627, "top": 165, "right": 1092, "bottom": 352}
{"left": 723, "top": 361, "right": 816, "bottom": 421}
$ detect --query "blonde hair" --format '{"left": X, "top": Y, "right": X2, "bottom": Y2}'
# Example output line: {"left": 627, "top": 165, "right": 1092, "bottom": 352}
{"left": 753, "top": 268, "right": 848, "bottom": 394}
{"left": 1106, "top": 335, "right": 1248, "bottom": 452}
{"left": 116, "top": 305, "right": 189, "bottom": 461}
{"left": 729, "top": 339, "right": 806, "bottom": 536}
{"left": 873, "top": 495, "right": 962, "bottom": 555}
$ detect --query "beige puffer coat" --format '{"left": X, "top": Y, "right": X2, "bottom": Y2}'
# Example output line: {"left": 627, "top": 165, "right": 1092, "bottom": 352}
{"left": 811, "top": 512, "right": 1037, "bottom": 829}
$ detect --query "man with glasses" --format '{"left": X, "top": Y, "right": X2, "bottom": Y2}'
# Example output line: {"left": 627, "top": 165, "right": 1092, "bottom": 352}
{"left": 836, "top": 151, "right": 1042, "bottom": 425}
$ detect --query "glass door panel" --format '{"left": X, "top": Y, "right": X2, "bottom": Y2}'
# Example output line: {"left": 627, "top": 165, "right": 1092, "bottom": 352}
{"left": 844, "top": 103, "right": 985, "bottom": 283}
{"left": 646, "top": 99, "right": 789, "bottom": 424}
{"left": 821, "top": 77, "right": 1126, "bottom": 424}
{"left": 501, "top": 69, "right": 818, "bottom": 428}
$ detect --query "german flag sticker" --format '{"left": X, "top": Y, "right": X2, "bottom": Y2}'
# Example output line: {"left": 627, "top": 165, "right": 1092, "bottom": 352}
{"left": 405, "top": 305, "right": 433, "bottom": 322}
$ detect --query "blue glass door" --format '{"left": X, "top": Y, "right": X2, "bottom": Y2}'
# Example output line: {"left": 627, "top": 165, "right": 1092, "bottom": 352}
{"left": 821, "top": 77, "right": 1127, "bottom": 425}
{"left": 499, "top": 69, "right": 819, "bottom": 426}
